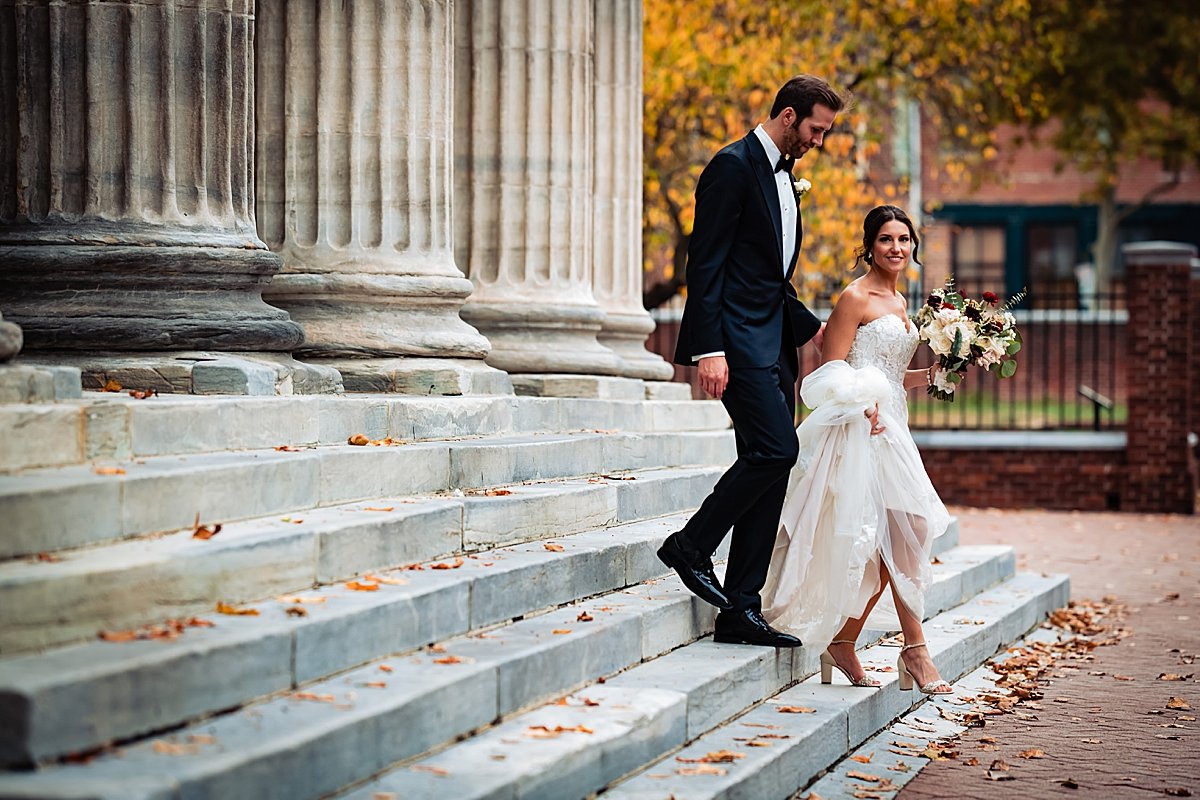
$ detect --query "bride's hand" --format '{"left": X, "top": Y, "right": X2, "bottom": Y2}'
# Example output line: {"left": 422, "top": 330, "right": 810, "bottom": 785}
{"left": 865, "top": 403, "right": 885, "bottom": 436}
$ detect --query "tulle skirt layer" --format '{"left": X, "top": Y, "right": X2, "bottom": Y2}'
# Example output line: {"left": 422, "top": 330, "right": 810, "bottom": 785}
{"left": 760, "top": 361, "right": 950, "bottom": 650}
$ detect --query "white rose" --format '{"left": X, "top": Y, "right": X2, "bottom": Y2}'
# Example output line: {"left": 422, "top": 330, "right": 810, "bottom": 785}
{"left": 932, "top": 367, "right": 958, "bottom": 394}
{"left": 794, "top": 178, "right": 812, "bottom": 197}
{"left": 932, "top": 319, "right": 973, "bottom": 359}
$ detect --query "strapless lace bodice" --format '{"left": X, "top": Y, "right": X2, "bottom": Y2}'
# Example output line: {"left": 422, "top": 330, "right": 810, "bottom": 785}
{"left": 846, "top": 314, "right": 918, "bottom": 421}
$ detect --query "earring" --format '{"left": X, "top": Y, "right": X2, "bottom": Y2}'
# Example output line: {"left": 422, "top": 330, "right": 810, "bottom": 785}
{"left": 864, "top": 252, "right": 872, "bottom": 264}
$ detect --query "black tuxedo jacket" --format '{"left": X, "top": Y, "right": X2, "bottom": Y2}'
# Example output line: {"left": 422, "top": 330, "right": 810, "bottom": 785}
{"left": 673, "top": 132, "right": 821, "bottom": 371}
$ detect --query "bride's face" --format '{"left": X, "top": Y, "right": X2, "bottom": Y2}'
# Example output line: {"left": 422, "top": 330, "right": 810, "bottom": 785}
{"left": 871, "top": 220, "right": 912, "bottom": 273}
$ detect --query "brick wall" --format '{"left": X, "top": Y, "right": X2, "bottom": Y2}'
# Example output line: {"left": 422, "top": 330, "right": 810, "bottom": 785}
{"left": 920, "top": 448, "right": 1123, "bottom": 511}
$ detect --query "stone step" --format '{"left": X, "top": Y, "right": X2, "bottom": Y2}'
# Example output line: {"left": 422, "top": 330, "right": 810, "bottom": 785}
{"left": 600, "top": 572, "right": 1070, "bottom": 800}
{"left": 0, "top": 467, "right": 726, "bottom": 653}
{"left": 0, "top": 394, "right": 729, "bottom": 472}
{"left": 0, "top": 525, "right": 974, "bottom": 782}
{"left": 0, "top": 429, "right": 735, "bottom": 559}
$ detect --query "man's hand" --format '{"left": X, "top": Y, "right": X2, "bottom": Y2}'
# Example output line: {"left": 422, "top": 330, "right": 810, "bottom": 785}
{"left": 866, "top": 403, "right": 885, "bottom": 436}
{"left": 697, "top": 355, "right": 729, "bottom": 399}
{"left": 811, "top": 321, "right": 827, "bottom": 355}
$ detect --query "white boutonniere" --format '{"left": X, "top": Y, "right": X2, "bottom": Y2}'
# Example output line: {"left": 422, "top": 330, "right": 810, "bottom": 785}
{"left": 793, "top": 178, "right": 812, "bottom": 198}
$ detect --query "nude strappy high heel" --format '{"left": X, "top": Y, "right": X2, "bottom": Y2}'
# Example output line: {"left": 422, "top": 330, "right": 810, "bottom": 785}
{"left": 896, "top": 642, "right": 953, "bottom": 694}
{"left": 820, "top": 639, "right": 881, "bottom": 687}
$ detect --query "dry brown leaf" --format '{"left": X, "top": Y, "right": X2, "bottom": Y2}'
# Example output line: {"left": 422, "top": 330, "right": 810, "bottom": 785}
{"left": 525, "top": 724, "right": 594, "bottom": 738}
{"left": 93, "top": 466, "right": 126, "bottom": 475}
{"left": 273, "top": 445, "right": 302, "bottom": 452}
{"left": 544, "top": 543, "right": 565, "bottom": 552}
{"left": 850, "top": 753, "right": 874, "bottom": 764}
{"left": 99, "top": 629, "right": 139, "bottom": 643}
{"left": 372, "top": 792, "right": 399, "bottom": 800}
{"left": 215, "top": 601, "right": 259, "bottom": 616}
{"left": 483, "top": 488, "right": 512, "bottom": 496}
{"left": 291, "top": 692, "right": 336, "bottom": 703}
{"left": 410, "top": 765, "right": 449, "bottom": 776}
{"left": 363, "top": 506, "right": 394, "bottom": 512}
{"left": 1058, "top": 777, "right": 1080, "bottom": 789}
{"left": 1167, "top": 697, "right": 1192, "bottom": 710}
{"left": 364, "top": 681, "right": 387, "bottom": 689}
{"left": 963, "top": 757, "right": 980, "bottom": 766}
{"left": 577, "top": 611, "right": 594, "bottom": 622}
{"left": 552, "top": 629, "right": 572, "bottom": 635}
{"left": 1158, "top": 673, "right": 1192, "bottom": 681}
{"left": 345, "top": 581, "right": 380, "bottom": 592}
{"left": 152, "top": 739, "right": 198, "bottom": 756}
{"left": 100, "top": 379, "right": 122, "bottom": 392}
{"left": 677, "top": 763, "right": 726, "bottom": 776}
{"left": 430, "top": 558, "right": 464, "bottom": 570}
{"left": 433, "top": 655, "right": 464, "bottom": 665}
{"left": 348, "top": 433, "right": 370, "bottom": 446}
{"left": 379, "top": 664, "right": 394, "bottom": 673}
{"left": 1018, "top": 748, "right": 1045, "bottom": 759}
{"left": 676, "top": 750, "right": 744, "bottom": 764}
{"left": 191, "top": 512, "right": 222, "bottom": 540}
{"left": 847, "top": 770, "right": 881, "bottom": 782}
{"left": 278, "top": 595, "right": 327, "bottom": 605}
{"left": 128, "top": 389, "right": 157, "bottom": 400}
{"left": 34, "top": 552, "right": 63, "bottom": 563}
{"left": 284, "top": 606, "right": 308, "bottom": 618}
{"left": 776, "top": 706, "right": 816, "bottom": 714}
{"left": 1113, "top": 675, "right": 1135, "bottom": 681}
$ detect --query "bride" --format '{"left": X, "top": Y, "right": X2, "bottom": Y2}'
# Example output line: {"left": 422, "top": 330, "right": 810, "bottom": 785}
{"left": 761, "top": 204, "right": 953, "bottom": 695}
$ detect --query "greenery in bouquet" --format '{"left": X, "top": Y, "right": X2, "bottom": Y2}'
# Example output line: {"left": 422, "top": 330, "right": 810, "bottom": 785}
{"left": 912, "top": 278, "right": 1024, "bottom": 402}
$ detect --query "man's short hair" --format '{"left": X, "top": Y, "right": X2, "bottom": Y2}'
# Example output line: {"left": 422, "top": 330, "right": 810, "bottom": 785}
{"left": 770, "top": 75, "right": 846, "bottom": 121}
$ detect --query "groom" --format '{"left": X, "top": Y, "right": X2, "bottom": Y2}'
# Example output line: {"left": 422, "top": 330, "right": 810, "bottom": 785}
{"left": 659, "top": 75, "right": 844, "bottom": 647}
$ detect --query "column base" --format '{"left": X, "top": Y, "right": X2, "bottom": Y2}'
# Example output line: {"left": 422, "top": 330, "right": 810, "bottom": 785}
{"left": 644, "top": 381, "right": 693, "bottom": 401}
{"left": 0, "top": 364, "right": 83, "bottom": 403}
{"left": 0, "top": 315, "right": 22, "bottom": 362}
{"left": 322, "top": 357, "right": 513, "bottom": 396}
{"left": 597, "top": 311, "right": 676, "bottom": 381}
{"left": 511, "top": 374, "right": 645, "bottom": 400}
{"left": 27, "top": 352, "right": 344, "bottom": 396}
{"left": 462, "top": 302, "right": 623, "bottom": 376}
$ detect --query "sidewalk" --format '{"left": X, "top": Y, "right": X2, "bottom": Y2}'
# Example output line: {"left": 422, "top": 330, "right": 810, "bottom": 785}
{"left": 897, "top": 507, "right": 1200, "bottom": 799}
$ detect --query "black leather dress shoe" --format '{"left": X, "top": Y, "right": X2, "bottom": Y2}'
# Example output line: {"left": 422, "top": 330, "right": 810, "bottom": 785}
{"left": 713, "top": 608, "right": 802, "bottom": 648}
{"left": 656, "top": 534, "right": 733, "bottom": 611}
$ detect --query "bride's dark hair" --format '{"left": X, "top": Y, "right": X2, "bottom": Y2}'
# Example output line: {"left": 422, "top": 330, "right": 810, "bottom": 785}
{"left": 856, "top": 204, "right": 921, "bottom": 268}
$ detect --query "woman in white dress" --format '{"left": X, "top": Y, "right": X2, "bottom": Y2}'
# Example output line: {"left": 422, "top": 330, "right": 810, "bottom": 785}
{"left": 761, "top": 205, "right": 953, "bottom": 695}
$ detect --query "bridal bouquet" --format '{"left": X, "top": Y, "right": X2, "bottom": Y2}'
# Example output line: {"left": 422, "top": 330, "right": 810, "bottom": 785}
{"left": 912, "top": 279, "right": 1024, "bottom": 402}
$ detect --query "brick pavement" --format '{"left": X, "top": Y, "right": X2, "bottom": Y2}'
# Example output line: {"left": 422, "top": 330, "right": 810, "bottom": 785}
{"left": 898, "top": 507, "right": 1200, "bottom": 799}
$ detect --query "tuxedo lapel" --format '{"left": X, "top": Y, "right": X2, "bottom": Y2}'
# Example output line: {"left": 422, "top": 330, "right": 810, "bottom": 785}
{"left": 785, "top": 204, "right": 804, "bottom": 280}
{"left": 744, "top": 134, "right": 784, "bottom": 270}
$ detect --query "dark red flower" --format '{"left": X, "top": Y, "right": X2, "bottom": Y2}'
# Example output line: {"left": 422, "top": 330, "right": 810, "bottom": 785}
{"left": 982, "top": 291, "right": 999, "bottom": 304}
{"left": 941, "top": 302, "right": 956, "bottom": 310}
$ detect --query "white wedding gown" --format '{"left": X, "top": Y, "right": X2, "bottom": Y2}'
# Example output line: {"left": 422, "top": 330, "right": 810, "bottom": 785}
{"left": 761, "top": 314, "right": 951, "bottom": 649}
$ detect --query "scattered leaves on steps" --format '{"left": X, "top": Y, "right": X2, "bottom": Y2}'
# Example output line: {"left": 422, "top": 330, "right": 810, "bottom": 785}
{"left": 215, "top": 601, "right": 258, "bottom": 616}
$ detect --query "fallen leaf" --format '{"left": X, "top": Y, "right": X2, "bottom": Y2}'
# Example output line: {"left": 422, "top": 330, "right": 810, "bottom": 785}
{"left": 191, "top": 512, "right": 222, "bottom": 540}
{"left": 379, "top": 665, "right": 394, "bottom": 673}
{"left": 430, "top": 558, "right": 464, "bottom": 570}
{"left": 291, "top": 692, "right": 336, "bottom": 703}
{"left": 1113, "top": 675, "right": 1135, "bottom": 681}
{"left": 345, "top": 581, "right": 380, "bottom": 592}
{"left": 277, "top": 595, "right": 327, "bottom": 605}
{"left": 372, "top": 792, "right": 398, "bottom": 800}
{"left": 1168, "top": 697, "right": 1192, "bottom": 710}
{"left": 1158, "top": 673, "right": 1193, "bottom": 681}
{"left": 544, "top": 543, "right": 565, "bottom": 552}
{"left": 777, "top": 706, "right": 816, "bottom": 714}
{"left": 577, "top": 611, "right": 594, "bottom": 622}
{"left": 348, "top": 434, "right": 370, "bottom": 446}
{"left": 99, "top": 629, "right": 139, "bottom": 643}
{"left": 215, "top": 601, "right": 259, "bottom": 616}
{"left": 128, "top": 389, "right": 156, "bottom": 399}
{"left": 363, "top": 506, "right": 394, "bottom": 512}
{"left": 552, "top": 629, "right": 572, "bottom": 635}
{"left": 1080, "top": 738, "right": 1102, "bottom": 744}
{"left": 847, "top": 770, "right": 881, "bottom": 782}
{"left": 1058, "top": 777, "right": 1080, "bottom": 789}
{"left": 101, "top": 379, "right": 122, "bottom": 392}
{"left": 1018, "top": 748, "right": 1045, "bottom": 759}
{"left": 93, "top": 466, "right": 126, "bottom": 475}
{"left": 152, "top": 739, "right": 199, "bottom": 755}
{"left": 410, "top": 765, "right": 448, "bottom": 776}
{"left": 1164, "top": 788, "right": 1192, "bottom": 797}
{"left": 273, "top": 445, "right": 301, "bottom": 452}
{"left": 364, "top": 681, "right": 387, "bottom": 689}
{"left": 676, "top": 750, "right": 744, "bottom": 764}
{"left": 525, "top": 724, "right": 593, "bottom": 738}
{"left": 850, "top": 753, "right": 874, "bottom": 764}
{"left": 964, "top": 757, "right": 980, "bottom": 766}
{"left": 483, "top": 488, "right": 512, "bottom": 496}
{"left": 677, "top": 764, "right": 726, "bottom": 776}
{"left": 33, "top": 552, "right": 62, "bottom": 563}
{"left": 433, "top": 655, "right": 463, "bottom": 665}
{"left": 285, "top": 606, "right": 308, "bottom": 618}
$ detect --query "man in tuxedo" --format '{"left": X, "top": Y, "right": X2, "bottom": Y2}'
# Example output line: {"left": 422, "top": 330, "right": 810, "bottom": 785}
{"left": 659, "top": 75, "right": 844, "bottom": 647}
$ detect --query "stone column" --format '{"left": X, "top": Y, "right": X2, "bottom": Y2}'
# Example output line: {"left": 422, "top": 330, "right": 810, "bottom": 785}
{"left": 255, "top": 0, "right": 509, "bottom": 395}
{"left": 1122, "top": 241, "right": 1195, "bottom": 514}
{"left": 0, "top": 0, "right": 334, "bottom": 394}
{"left": 0, "top": 314, "right": 19, "bottom": 364}
{"left": 455, "top": 0, "right": 624, "bottom": 394}
{"left": 590, "top": 0, "right": 673, "bottom": 386}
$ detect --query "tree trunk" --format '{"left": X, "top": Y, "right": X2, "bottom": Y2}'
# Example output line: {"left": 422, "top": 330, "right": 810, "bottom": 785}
{"left": 1094, "top": 186, "right": 1119, "bottom": 293}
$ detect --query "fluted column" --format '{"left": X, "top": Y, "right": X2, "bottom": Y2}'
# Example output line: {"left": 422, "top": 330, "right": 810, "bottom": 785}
{"left": 256, "top": 0, "right": 508, "bottom": 395}
{"left": 591, "top": 0, "right": 672, "bottom": 382}
{"left": 455, "top": 0, "right": 621, "bottom": 378}
{"left": 0, "top": 314, "right": 20, "bottom": 363}
{"left": 0, "top": 0, "right": 303, "bottom": 357}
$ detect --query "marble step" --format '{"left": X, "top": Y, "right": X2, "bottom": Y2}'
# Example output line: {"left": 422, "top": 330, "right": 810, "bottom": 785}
{"left": 0, "top": 537, "right": 997, "bottom": 795}
{"left": 0, "top": 394, "right": 730, "bottom": 472}
{"left": 350, "top": 573, "right": 1065, "bottom": 800}
{"left": 0, "top": 520, "right": 964, "bottom": 777}
{"left": 0, "top": 429, "right": 736, "bottom": 559}
{"left": 601, "top": 572, "right": 1070, "bottom": 800}
{"left": 0, "top": 467, "right": 726, "bottom": 653}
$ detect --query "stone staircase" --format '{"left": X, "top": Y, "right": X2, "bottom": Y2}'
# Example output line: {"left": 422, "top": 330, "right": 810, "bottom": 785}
{"left": 0, "top": 390, "right": 1067, "bottom": 799}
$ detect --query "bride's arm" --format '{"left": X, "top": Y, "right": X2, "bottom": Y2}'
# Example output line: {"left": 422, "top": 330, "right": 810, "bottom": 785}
{"left": 903, "top": 364, "right": 936, "bottom": 391}
{"left": 820, "top": 289, "right": 867, "bottom": 364}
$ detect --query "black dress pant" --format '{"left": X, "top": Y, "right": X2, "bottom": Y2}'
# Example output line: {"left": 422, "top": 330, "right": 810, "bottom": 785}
{"left": 678, "top": 350, "right": 798, "bottom": 612}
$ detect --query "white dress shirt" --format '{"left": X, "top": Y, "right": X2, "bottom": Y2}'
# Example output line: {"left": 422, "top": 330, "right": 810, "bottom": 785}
{"left": 693, "top": 126, "right": 797, "bottom": 363}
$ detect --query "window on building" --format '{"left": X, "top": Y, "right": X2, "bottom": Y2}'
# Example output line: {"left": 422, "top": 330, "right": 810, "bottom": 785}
{"left": 950, "top": 225, "right": 1005, "bottom": 297}
{"left": 1027, "top": 223, "right": 1079, "bottom": 308}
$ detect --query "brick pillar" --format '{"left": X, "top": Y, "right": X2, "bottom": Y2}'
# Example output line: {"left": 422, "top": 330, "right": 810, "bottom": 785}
{"left": 1191, "top": 257, "right": 1200, "bottom": 484}
{"left": 1122, "top": 241, "right": 1196, "bottom": 514}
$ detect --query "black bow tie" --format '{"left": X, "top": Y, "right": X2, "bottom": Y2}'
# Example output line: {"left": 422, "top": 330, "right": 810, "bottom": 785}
{"left": 775, "top": 154, "right": 795, "bottom": 174}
